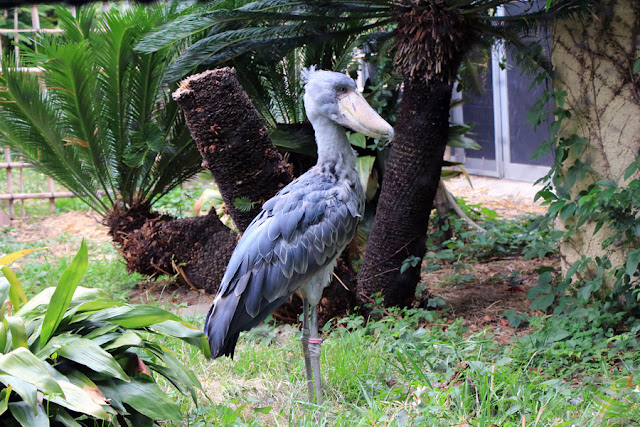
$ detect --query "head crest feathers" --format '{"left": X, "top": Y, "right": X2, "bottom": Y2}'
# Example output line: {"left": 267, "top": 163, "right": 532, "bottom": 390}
{"left": 301, "top": 65, "right": 317, "bottom": 84}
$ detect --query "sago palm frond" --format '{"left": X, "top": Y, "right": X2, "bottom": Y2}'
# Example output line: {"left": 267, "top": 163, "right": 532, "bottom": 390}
{"left": 0, "top": 4, "right": 202, "bottom": 216}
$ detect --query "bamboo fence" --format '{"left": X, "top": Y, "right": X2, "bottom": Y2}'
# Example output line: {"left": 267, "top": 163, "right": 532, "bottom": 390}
{"left": 0, "top": 5, "right": 75, "bottom": 221}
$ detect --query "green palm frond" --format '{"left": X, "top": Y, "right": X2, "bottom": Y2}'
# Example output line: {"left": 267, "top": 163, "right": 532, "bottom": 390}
{"left": 0, "top": 60, "right": 109, "bottom": 212}
{"left": 134, "top": 0, "right": 596, "bottom": 161}
{"left": 0, "top": 4, "right": 203, "bottom": 216}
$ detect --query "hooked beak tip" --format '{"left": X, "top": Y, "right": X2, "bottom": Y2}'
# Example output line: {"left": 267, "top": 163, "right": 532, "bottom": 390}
{"left": 384, "top": 127, "right": 394, "bottom": 141}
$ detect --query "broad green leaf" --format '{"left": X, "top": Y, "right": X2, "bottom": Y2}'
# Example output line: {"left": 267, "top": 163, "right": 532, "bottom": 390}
{"left": 83, "top": 323, "right": 119, "bottom": 340}
{"left": 348, "top": 132, "right": 366, "bottom": 148}
{"left": 150, "top": 319, "right": 205, "bottom": 338}
{"left": 0, "top": 322, "right": 7, "bottom": 354}
{"left": 40, "top": 241, "right": 89, "bottom": 346}
{"left": 441, "top": 169, "right": 462, "bottom": 179}
{"left": 546, "top": 328, "right": 570, "bottom": 343}
{"left": 0, "top": 248, "right": 45, "bottom": 267}
{"left": 64, "top": 369, "right": 102, "bottom": 391}
{"left": 447, "top": 134, "right": 481, "bottom": 150}
{"left": 97, "top": 379, "right": 127, "bottom": 413}
{"left": 577, "top": 283, "right": 592, "bottom": 301}
{"left": 150, "top": 320, "right": 211, "bottom": 358}
{"left": 157, "top": 350, "right": 202, "bottom": 393}
{"left": 89, "top": 305, "right": 182, "bottom": 328}
{"left": 16, "top": 286, "right": 102, "bottom": 317}
{"left": 62, "top": 370, "right": 112, "bottom": 413}
{"left": 103, "top": 330, "right": 143, "bottom": 350}
{"left": 147, "top": 361, "right": 195, "bottom": 400}
{"left": 105, "top": 376, "right": 183, "bottom": 422}
{"left": 531, "top": 293, "right": 554, "bottom": 311}
{"left": 53, "top": 408, "right": 83, "bottom": 427}
{"left": 595, "top": 179, "right": 617, "bottom": 188}
{"left": 56, "top": 338, "right": 129, "bottom": 381}
{"left": 9, "top": 401, "right": 49, "bottom": 427}
{"left": 356, "top": 155, "right": 375, "bottom": 198}
{"left": 0, "top": 387, "right": 9, "bottom": 416}
{"left": 75, "top": 299, "right": 125, "bottom": 314}
{"left": 2, "top": 266, "right": 27, "bottom": 311}
{"left": 0, "top": 275, "right": 11, "bottom": 307}
{"left": 6, "top": 316, "right": 28, "bottom": 349}
{"left": 0, "top": 375, "right": 37, "bottom": 413}
{"left": 457, "top": 164, "right": 474, "bottom": 188}
{"left": 634, "top": 57, "right": 640, "bottom": 74}
{"left": 526, "top": 282, "right": 551, "bottom": 300}
{"left": 626, "top": 248, "right": 640, "bottom": 277}
{"left": 46, "top": 380, "right": 110, "bottom": 420}
{"left": 36, "top": 334, "right": 79, "bottom": 359}
{"left": 624, "top": 158, "right": 639, "bottom": 180}
{"left": 0, "top": 347, "right": 63, "bottom": 396}
{"left": 441, "top": 160, "right": 463, "bottom": 166}
{"left": 89, "top": 332, "right": 121, "bottom": 347}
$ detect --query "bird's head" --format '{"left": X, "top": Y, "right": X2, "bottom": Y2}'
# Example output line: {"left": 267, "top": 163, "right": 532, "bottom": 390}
{"left": 302, "top": 67, "right": 394, "bottom": 141}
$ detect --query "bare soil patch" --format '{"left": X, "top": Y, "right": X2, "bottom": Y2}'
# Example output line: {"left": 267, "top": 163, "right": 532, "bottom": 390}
{"left": 445, "top": 175, "right": 547, "bottom": 218}
{"left": 421, "top": 255, "right": 558, "bottom": 343}
{"left": 127, "top": 279, "right": 214, "bottom": 317}
{"left": 7, "top": 210, "right": 111, "bottom": 262}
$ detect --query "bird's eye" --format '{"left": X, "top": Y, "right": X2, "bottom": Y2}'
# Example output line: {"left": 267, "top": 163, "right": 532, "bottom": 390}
{"left": 337, "top": 86, "right": 348, "bottom": 94}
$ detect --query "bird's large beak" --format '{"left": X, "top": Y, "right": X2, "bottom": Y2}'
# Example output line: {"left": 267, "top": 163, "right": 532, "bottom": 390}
{"left": 337, "top": 91, "right": 394, "bottom": 141}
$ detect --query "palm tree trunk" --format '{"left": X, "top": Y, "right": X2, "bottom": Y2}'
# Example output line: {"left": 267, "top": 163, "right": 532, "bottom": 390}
{"left": 358, "top": 77, "right": 454, "bottom": 307}
{"left": 107, "top": 205, "right": 238, "bottom": 294}
{"left": 173, "top": 67, "right": 292, "bottom": 232}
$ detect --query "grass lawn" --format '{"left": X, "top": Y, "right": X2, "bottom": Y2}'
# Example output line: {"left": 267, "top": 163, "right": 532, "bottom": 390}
{"left": 1, "top": 204, "right": 639, "bottom": 426}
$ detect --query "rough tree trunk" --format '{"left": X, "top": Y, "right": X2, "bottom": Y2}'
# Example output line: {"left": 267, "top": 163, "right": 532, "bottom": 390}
{"left": 106, "top": 205, "right": 238, "bottom": 294}
{"left": 173, "top": 68, "right": 292, "bottom": 231}
{"left": 358, "top": 78, "right": 455, "bottom": 307}
{"left": 552, "top": 0, "right": 640, "bottom": 286}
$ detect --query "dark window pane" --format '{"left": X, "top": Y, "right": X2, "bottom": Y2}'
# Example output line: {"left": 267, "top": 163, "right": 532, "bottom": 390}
{"left": 463, "top": 66, "right": 495, "bottom": 161}
{"left": 505, "top": 0, "right": 553, "bottom": 166}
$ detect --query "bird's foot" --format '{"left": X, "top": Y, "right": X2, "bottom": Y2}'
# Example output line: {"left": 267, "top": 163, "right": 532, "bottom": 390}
{"left": 309, "top": 340, "right": 323, "bottom": 404}
{"left": 301, "top": 330, "right": 314, "bottom": 401}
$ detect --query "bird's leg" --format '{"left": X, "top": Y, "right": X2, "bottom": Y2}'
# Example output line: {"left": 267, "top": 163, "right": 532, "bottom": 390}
{"left": 301, "top": 299, "right": 314, "bottom": 402}
{"left": 309, "top": 304, "right": 323, "bottom": 404}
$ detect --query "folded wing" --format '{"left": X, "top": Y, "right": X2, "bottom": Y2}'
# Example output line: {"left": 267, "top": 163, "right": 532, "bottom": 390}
{"left": 205, "top": 172, "right": 361, "bottom": 358}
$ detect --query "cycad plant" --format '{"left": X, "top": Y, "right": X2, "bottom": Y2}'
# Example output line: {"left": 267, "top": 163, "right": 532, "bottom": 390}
{"left": 138, "top": 0, "right": 589, "bottom": 307}
{"left": 0, "top": 4, "right": 201, "bottom": 218}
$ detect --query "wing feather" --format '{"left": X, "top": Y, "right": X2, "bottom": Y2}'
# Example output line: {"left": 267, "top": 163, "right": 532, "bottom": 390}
{"left": 205, "top": 169, "right": 363, "bottom": 358}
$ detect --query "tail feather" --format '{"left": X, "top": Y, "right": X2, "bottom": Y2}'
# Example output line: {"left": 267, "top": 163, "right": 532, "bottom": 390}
{"left": 205, "top": 294, "right": 240, "bottom": 359}
{"left": 205, "top": 292, "right": 292, "bottom": 359}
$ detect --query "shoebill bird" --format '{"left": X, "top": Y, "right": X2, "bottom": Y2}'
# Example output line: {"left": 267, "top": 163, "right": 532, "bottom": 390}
{"left": 204, "top": 67, "right": 394, "bottom": 403}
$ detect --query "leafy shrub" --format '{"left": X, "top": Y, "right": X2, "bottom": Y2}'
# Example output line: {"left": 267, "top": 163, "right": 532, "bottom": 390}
{"left": 427, "top": 202, "right": 561, "bottom": 263}
{"left": 0, "top": 242, "right": 209, "bottom": 425}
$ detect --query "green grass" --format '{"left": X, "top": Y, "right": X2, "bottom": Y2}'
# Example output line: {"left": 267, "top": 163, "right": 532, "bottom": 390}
{"left": 156, "top": 309, "right": 640, "bottom": 426}
{"left": 2, "top": 210, "right": 639, "bottom": 426}
{"left": 0, "top": 225, "right": 139, "bottom": 301}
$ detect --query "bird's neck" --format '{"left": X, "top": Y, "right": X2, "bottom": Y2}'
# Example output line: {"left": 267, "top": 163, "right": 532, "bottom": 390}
{"left": 312, "top": 116, "right": 357, "bottom": 171}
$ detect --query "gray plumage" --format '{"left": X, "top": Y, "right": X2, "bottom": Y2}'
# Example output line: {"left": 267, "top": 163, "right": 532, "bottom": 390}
{"left": 205, "top": 68, "right": 393, "bottom": 363}
{"left": 205, "top": 162, "right": 363, "bottom": 358}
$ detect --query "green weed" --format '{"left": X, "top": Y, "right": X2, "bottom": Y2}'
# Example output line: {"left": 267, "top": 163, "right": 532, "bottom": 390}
{"left": 427, "top": 201, "right": 561, "bottom": 266}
